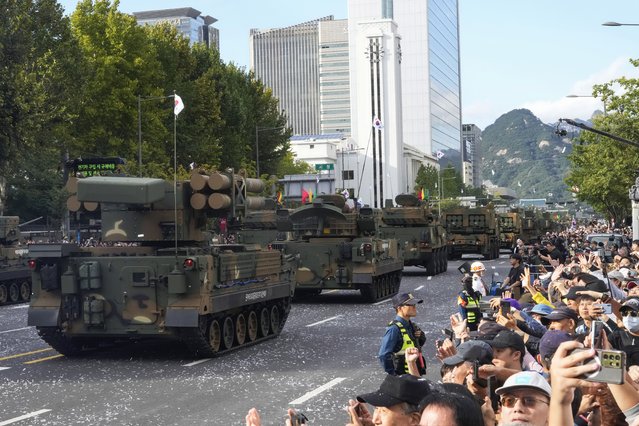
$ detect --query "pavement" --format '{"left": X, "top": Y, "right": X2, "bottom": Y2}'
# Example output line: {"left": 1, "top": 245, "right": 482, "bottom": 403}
{"left": 0, "top": 255, "right": 512, "bottom": 425}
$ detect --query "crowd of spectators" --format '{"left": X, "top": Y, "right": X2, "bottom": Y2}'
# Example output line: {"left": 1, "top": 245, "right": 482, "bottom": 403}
{"left": 243, "top": 223, "right": 639, "bottom": 425}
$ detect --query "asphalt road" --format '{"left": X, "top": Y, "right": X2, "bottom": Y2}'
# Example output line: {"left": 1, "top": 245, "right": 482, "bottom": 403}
{"left": 0, "top": 255, "right": 512, "bottom": 426}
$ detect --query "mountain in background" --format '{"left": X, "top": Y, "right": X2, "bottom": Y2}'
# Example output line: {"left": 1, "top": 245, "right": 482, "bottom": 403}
{"left": 480, "top": 108, "right": 574, "bottom": 201}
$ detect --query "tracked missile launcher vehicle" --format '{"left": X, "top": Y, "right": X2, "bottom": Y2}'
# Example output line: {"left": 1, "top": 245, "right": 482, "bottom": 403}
{"left": 378, "top": 195, "right": 447, "bottom": 275}
{"left": 274, "top": 195, "right": 403, "bottom": 302}
{"left": 444, "top": 206, "right": 500, "bottom": 260}
{"left": 498, "top": 210, "right": 522, "bottom": 249}
{"left": 0, "top": 216, "right": 31, "bottom": 305}
{"left": 27, "top": 171, "right": 297, "bottom": 357}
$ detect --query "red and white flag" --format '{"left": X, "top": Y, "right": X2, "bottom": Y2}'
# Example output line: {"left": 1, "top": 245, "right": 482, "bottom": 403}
{"left": 174, "top": 94, "right": 185, "bottom": 116}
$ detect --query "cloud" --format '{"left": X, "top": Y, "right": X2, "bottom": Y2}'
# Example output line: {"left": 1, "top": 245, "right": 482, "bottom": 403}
{"left": 521, "top": 57, "right": 639, "bottom": 123}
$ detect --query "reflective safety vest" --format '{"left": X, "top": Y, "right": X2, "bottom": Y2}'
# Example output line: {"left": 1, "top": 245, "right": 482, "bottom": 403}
{"left": 390, "top": 320, "right": 426, "bottom": 375}
{"left": 458, "top": 291, "right": 481, "bottom": 325}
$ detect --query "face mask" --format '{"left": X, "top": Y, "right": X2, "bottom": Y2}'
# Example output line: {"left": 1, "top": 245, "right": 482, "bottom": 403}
{"left": 623, "top": 316, "right": 639, "bottom": 333}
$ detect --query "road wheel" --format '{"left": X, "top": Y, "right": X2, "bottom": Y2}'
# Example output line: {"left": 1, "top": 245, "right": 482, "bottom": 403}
{"left": 19, "top": 281, "right": 31, "bottom": 301}
{"left": 235, "top": 314, "right": 247, "bottom": 346}
{"left": 0, "top": 284, "right": 7, "bottom": 304}
{"left": 222, "top": 317, "right": 234, "bottom": 349}
{"left": 247, "top": 311, "right": 258, "bottom": 342}
{"left": 270, "top": 305, "right": 280, "bottom": 334}
{"left": 208, "top": 319, "right": 221, "bottom": 354}
{"left": 8, "top": 282, "right": 19, "bottom": 303}
{"left": 259, "top": 307, "right": 270, "bottom": 337}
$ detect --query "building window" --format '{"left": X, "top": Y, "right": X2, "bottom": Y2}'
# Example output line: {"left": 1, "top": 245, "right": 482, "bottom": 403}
{"left": 342, "top": 170, "right": 354, "bottom": 180}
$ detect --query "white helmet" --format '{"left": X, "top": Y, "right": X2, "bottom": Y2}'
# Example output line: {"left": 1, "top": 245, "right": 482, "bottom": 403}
{"left": 470, "top": 261, "right": 485, "bottom": 273}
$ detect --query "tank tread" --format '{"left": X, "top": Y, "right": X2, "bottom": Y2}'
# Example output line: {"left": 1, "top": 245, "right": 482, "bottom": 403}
{"left": 360, "top": 271, "right": 401, "bottom": 302}
{"left": 180, "top": 297, "right": 291, "bottom": 358}
{"left": 36, "top": 327, "right": 89, "bottom": 356}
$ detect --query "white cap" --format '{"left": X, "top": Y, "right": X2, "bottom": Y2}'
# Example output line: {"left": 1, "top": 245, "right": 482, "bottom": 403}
{"left": 495, "top": 371, "right": 551, "bottom": 398}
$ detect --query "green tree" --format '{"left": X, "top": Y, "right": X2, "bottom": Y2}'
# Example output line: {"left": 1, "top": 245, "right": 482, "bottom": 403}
{"left": 565, "top": 61, "right": 639, "bottom": 221}
{"left": 414, "top": 164, "right": 438, "bottom": 199}
{"left": 277, "top": 152, "right": 314, "bottom": 175}
{"left": 1, "top": 0, "right": 82, "bottom": 219}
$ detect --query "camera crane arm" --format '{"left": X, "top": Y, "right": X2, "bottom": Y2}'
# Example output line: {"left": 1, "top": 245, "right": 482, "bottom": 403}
{"left": 558, "top": 118, "right": 639, "bottom": 149}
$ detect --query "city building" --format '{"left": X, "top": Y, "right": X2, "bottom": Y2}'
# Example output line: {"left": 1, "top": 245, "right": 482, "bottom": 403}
{"left": 133, "top": 8, "right": 219, "bottom": 50}
{"left": 462, "top": 123, "right": 482, "bottom": 187}
{"left": 250, "top": 17, "right": 334, "bottom": 135}
{"left": 347, "top": 0, "right": 462, "bottom": 206}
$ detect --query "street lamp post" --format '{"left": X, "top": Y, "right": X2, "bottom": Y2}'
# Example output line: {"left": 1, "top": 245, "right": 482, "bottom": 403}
{"left": 566, "top": 94, "right": 607, "bottom": 115}
{"left": 138, "top": 94, "right": 174, "bottom": 176}
{"left": 602, "top": 21, "right": 639, "bottom": 26}
{"left": 255, "top": 125, "right": 286, "bottom": 178}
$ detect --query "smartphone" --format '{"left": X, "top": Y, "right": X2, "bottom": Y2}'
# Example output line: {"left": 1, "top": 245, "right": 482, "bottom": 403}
{"left": 349, "top": 403, "right": 366, "bottom": 424}
{"left": 442, "top": 328, "right": 454, "bottom": 340}
{"left": 572, "top": 348, "right": 626, "bottom": 385}
{"left": 499, "top": 300, "right": 511, "bottom": 317}
{"left": 594, "top": 303, "right": 612, "bottom": 315}
{"left": 436, "top": 338, "right": 444, "bottom": 348}
{"left": 487, "top": 375, "right": 499, "bottom": 412}
{"left": 473, "top": 360, "right": 487, "bottom": 387}
{"left": 590, "top": 320, "right": 605, "bottom": 350}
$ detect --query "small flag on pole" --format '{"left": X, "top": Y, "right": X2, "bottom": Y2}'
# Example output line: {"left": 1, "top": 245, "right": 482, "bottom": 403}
{"left": 372, "top": 116, "right": 384, "bottom": 130}
{"left": 302, "top": 189, "right": 309, "bottom": 204}
{"left": 436, "top": 150, "right": 445, "bottom": 160}
{"left": 308, "top": 189, "right": 314, "bottom": 202}
{"left": 561, "top": 146, "right": 566, "bottom": 154}
{"left": 174, "top": 94, "right": 184, "bottom": 116}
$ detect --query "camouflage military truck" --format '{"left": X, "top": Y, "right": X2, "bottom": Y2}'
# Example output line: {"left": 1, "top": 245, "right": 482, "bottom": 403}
{"left": 27, "top": 171, "right": 297, "bottom": 357}
{"left": 274, "top": 195, "right": 403, "bottom": 302}
{"left": 498, "top": 210, "right": 522, "bottom": 249}
{"left": 444, "top": 206, "right": 500, "bottom": 260}
{"left": 519, "top": 209, "right": 539, "bottom": 243}
{"left": 0, "top": 216, "right": 31, "bottom": 305}
{"left": 378, "top": 194, "right": 447, "bottom": 275}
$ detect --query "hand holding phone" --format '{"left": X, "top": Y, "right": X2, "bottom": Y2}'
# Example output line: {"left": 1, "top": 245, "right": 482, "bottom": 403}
{"left": 473, "top": 360, "right": 487, "bottom": 387}
{"left": 487, "top": 375, "right": 499, "bottom": 412}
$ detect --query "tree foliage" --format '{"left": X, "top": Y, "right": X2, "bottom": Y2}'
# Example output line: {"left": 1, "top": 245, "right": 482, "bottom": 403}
{"left": 2, "top": 0, "right": 293, "bottom": 222}
{"left": 566, "top": 60, "right": 639, "bottom": 221}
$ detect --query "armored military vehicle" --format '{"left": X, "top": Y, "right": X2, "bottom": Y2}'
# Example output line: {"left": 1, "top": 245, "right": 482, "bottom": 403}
{"left": 274, "top": 195, "right": 403, "bottom": 302}
{"left": 498, "top": 210, "right": 522, "bottom": 249}
{"left": 0, "top": 216, "right": 31, "bottom": 305}
{"left": 236, "top": 207, "right": 283, "bottom": 247}
{"left": 27, "top": 171, "right": 297, "bottom": 356}
{"left": 444, "top": 206, "right": 500, "bottom": 260}
{"left": 378, "top": 194, "right": 447, "bottom": 275}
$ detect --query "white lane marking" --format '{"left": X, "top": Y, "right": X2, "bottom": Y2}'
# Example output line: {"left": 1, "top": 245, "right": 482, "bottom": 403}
{"left": 7, "top": 305, "right": 29, "bottom": 310}
{"left": 491, "top": 266, "right": 496, "bottom": 269}
{"left": 373, "top": 298, "right": 392, "bottom": 306}
{"left": 289, "top": 378, "right": 346, "bottom": 405}
{"left": 0, "top": 367, "right": 10, "bottom": 371}
{"left": 499, "top": 261, "right": 505, "bottom": 265}
{"left": 0, "top": 327, "right": 31, "bottom": 335}
{"left": 0, "top": 409, "right": 51, "bottom": 426}
{"left": 183, "top": 358, "right": 212, "bottom": 367}
{"left": 415, "top": 285, "right": 424, "bottom": 291}
{"left": 427, "top": 276, "right": 432, "bottom": 280}
{"left": 306, "top": 315, "right": 342, "bottom": 327}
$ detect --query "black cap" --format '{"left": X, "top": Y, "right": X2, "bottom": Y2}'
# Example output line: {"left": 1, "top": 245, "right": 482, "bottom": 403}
{"left": 469, "top": 321, "right": 508, "bottom": 341}
{"left": 564, "top": 287, "right": 581, "bottom": 300}
{"left": 621, "top": 298, "right": 639, "bottom": 313}
{"left": 442, "top": 340, "right": 493, "bottom": 366}
{"left": 584, "top": 280, "right": 609, "bottom": 293}
{"left": 356, "top": 374, "right": 432, "bottom": 407}
{"left": 545, "top": 307, "right": 579, "bottom": 322}
{"left": 489, "top": 330, "right": 526, "bottom": 356}
{"left": 510, "top": 253, "right": 522, "bottom": 262}
{"left": 392, "top": 293, "right": 423, "bottom": 308}
{"left": 539, "top": 330, "right": 574, "bottom": 360}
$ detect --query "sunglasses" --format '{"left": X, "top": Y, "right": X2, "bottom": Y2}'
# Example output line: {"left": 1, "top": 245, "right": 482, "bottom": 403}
{"left": 621, "top": 311, "right": 639, "bottom": 317}
{"left": 500, "top": 395, "right": 549, "bottom": 408}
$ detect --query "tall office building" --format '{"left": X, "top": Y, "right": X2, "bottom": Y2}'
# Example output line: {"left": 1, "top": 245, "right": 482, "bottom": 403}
{"left": 348, "top": 0, "right": 462, "bottom": 195}
{"left": 462, "top": 123, "right": 482, "bottom": 188}
{"left": 133, "top": 8, "right": 219, "bottom": 50}
{"left": 250, "top": 17, "right": 335, "bottom": 135}
{"left": 319, "top": 20, "right": 351, "bottom": 135}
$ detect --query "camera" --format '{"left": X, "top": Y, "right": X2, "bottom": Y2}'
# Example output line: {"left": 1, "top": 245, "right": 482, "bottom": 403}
{"left": 572, "top": 348, "right": 625, "bottom": 384}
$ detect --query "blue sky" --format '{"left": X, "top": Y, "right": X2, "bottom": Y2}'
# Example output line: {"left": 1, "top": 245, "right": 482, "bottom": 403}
{"left": 58, "top": 1, "right": 639, "bottom": 129}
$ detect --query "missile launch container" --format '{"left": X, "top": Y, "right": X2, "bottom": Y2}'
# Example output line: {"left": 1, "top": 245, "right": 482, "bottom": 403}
{"left": 27, "top": 171, "right": 297, "bottom": 357}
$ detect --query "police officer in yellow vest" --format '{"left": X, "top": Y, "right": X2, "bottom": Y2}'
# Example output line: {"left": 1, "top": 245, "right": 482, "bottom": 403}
{"left": 458, "top": 275, "right": 482, "bottom": 331}
{"left": 378, "top": 293, "right": 427, "bottom": 375}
